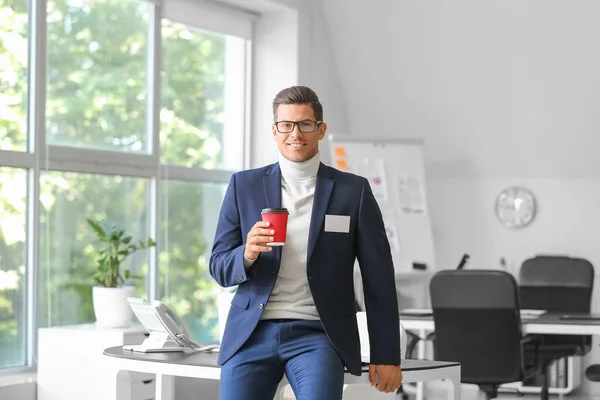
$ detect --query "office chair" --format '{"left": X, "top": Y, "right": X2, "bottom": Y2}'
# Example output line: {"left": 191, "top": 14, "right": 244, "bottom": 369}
{"left": 398, "top": 253, "right": 473, "bottom": 398}
{"left": 430, "top": 269, "right": 539, "bottom": 399}
{"left": 519, "top": 255, "right": 594, "bottom": 400}
{"left": 404, "top": 253, "right": 471, "bottom": 359}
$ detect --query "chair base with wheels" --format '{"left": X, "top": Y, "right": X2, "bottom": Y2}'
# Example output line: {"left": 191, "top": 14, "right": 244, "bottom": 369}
{"left": 586, "top": 364, "right": 600, "bottom": 382}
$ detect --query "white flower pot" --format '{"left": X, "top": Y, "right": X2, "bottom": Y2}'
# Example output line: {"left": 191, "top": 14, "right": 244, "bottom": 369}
{"left": 92, "top": 286, "right": 136, "bottom": 328}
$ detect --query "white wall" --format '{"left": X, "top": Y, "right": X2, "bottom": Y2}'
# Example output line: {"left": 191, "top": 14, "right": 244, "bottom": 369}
{"left": 250, "top": 2, "right": 299, "bottom": 167}
{"left": 300, "top": 0, "right": 349, "bottom": 139}
{"left": 314, "top": 0, "right": 600, "bottom": 395}
{"left": 429, "top": 178, "right": 600, "bottom": 277}
{"left": 319, "top": 0, "right": 600, "bottom": 177}
{"left": 248, "top": 0, "right": 346, "bottom": 168}
{"left": 315, "top": 0, "right": 600, "bottom": 284}
{"left": 185, "top": 0, "right": 600, "bottom": 395}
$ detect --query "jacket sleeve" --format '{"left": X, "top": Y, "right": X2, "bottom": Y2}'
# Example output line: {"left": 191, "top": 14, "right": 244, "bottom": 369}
{"left": 209, "top": 174, "right": 255, "bottom": 287}
{"left": 355, "top": 177, "right": 401, "bottom": 366}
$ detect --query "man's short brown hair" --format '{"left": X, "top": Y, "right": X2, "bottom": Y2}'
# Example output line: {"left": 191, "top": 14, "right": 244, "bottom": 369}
{"left": 272, "top": 86, "right": 323, "bottom": 122}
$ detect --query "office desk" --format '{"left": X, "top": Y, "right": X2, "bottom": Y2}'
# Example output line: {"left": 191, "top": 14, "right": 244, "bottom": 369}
{"left": 399, "top": 312, "right": 600, "bottom": 335}
{"left": 103, "top": 346, "right": 461, "bottom": 400}
{"left": 400, "top": 311, "right": 600, "bottom": 400}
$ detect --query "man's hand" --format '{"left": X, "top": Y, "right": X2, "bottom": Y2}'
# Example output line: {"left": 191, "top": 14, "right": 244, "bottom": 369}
{"left": 369, "top": 364, "right": 403, "bottom": 393}
{"left": 244, "top": 221, "right": 275, "bottom": 260}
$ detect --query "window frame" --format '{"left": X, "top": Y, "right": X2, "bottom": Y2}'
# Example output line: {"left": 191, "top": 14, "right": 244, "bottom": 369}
{"left": 0, "top": 0, "right": 252, "bottom": 372}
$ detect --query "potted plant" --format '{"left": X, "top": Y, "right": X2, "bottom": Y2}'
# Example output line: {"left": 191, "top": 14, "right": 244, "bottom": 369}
{"left": 87, "top": 218, "right": 156, "bottom": 328}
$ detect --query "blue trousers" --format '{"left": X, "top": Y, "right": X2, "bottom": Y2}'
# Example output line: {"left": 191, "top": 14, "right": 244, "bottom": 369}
{"left": 219, "top": 319, "right": 345, "bottom": 400}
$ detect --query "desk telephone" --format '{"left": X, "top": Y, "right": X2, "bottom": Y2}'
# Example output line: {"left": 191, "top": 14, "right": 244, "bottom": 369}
{"left": 123, "top": 297, "right": 219, "bottom": 353}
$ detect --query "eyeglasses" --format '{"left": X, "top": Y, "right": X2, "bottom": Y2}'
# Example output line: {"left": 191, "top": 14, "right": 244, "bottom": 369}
{"left": 275, "top": 120, "right": 323, "bottom": 134}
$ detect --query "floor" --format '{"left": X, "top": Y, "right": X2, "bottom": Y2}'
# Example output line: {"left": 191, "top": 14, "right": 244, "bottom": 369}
{"left": 422, "top": 382, "right": 600, "bottom": 400}
{"left": 280, "top": 381, "right": 600, "bottom": 400}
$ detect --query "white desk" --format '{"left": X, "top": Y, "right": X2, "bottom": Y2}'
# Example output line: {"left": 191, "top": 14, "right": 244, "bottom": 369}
{"left": 103, "top": 346, "right": 462, "bottom": 400}
{"left": 399, "top": 312, "right": 600, "bottom": 336}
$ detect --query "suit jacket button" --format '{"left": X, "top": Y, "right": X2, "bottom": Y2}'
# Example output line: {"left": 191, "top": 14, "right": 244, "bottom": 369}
{"left": 236, "top": 275, "right": 243, "bottom": 282}
{"left": 259, "top": 303, "right": 264, "bottom": 309}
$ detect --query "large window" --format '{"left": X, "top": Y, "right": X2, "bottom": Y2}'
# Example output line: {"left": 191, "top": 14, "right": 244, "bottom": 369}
{"left": 158, "top": 180, "right": 227, "bottom": 342}
{"left": 161, "top": 20, "right": 246, "bottom": 170}
{"left": 38, "top": 173, "right": 150, "bottom": 328}
{"left": 0, "top": 0, "right": 252, "bottom": 370}
{"left": 0, "top": 0, "right": 28, "bottom": 152}
{"left": 0, "top": 168, "right": 27, "bottom": 368}
{"left": 158, "top": 18, "right": 248, "bottom": 345}
{"left": 46, "top": 0, "right": 151, "bottom": 153}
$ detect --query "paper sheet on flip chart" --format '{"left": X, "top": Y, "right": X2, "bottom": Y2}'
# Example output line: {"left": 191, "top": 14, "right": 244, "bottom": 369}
{"left": 398, "top": 174, "right": 426, "bottom": 214}
{"left": 381, "top": 210, "right": 400, "bottom": 253}
{"left": 356, "top": 159, "right": 388, "bottom": 202}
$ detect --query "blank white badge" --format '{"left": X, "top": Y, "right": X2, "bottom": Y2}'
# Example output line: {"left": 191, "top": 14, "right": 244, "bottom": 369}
{"left": 324, "top": 215, "right": 350, "bottom": 233}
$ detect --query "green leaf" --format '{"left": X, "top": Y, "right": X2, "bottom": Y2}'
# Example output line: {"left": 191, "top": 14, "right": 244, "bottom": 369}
{"left": 86, "top": 218, "right": 158, "bottom": 288}
{"left": 87, "top": 218, "right": 107, "bottom": 239}
{"left": 101, "top": 220, "right": 117, "bottom": 235}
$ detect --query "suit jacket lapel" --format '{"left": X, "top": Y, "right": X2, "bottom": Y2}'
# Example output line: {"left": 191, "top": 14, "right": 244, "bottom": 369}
{"left": 263, "top": 164, "right": 282, "bottom": 209}
{"left": 263, "top": 164, "right": 283, "bottom": 266}
{"left": 307, "top": 163, "right": 334, "bottom": 265}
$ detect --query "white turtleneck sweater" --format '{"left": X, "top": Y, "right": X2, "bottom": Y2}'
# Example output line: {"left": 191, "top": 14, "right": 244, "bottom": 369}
{"left": 260, "top": 152, "right": 321, "bottom": 320}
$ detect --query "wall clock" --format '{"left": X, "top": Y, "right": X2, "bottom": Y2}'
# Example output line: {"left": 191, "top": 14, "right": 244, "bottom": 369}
{"left": 495, "top": 186, "right": 536, "bottom": 229}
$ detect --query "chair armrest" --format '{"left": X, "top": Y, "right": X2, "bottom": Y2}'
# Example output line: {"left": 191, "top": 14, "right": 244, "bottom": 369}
{"left": 404, "top": 331, "right": 435, "bottom": 359}
{"left": 405, "top": 331, "right": 420, "bottom": 358}
{"left": 521, "top": 334, "right": 542, "bottom": 370}
{"left": 521, "top": 334, "right": 542, "bottom": 346}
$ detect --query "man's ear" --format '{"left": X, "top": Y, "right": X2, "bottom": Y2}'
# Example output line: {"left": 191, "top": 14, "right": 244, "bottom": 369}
{"left": 272, "top": 124, "right": 278, "bottom": 140}
{"left": 318, "top": 122, "right": 327, "bottom": 140}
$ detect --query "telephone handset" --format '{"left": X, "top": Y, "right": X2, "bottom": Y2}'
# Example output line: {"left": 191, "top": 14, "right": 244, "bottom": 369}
{"left": 123, "top": 297, "right": 219, "bottom": 353}
{"left": 155, "top": 301, "right": 191, "bottom": 340}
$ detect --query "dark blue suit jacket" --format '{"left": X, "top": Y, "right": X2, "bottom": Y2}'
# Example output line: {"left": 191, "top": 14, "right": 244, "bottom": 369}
{"left": 209, "top": 161, "right": 400, "bottom": 375}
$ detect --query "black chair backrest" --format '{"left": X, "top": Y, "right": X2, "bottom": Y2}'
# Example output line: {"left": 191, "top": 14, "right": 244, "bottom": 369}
{"left": 430, "top": 270, "right": 524, "bottom": 385}
{"left": 519, "top": 256, "right": 594, "bottom": 313}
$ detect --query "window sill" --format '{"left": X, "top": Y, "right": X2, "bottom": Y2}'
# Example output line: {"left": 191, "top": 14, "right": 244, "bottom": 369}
{"left": 0, "top": 371, "right": 36, "bottom": 387}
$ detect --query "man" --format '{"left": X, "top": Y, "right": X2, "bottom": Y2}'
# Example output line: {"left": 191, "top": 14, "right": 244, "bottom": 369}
{"left": 210, "top": 86, "right": 402, "bottom": 400}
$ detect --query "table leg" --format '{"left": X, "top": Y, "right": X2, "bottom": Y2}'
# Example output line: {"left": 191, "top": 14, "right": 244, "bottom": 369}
{"left": 156, "top": 374, "right": 175, "bottom": 400}
{"left": 416, "top": 329, "right": 427, "bottom": 400}
{"left": 274, "top": 378, "right": 289, "bottom": 400}
{"left": 115, "top": 370, "right": 130, "bottom": 400}
{"left": 441, "top": 366, "right": 461, "bottom": 400}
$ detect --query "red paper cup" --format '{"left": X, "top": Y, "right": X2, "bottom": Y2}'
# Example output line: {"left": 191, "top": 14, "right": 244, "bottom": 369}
{"left": 261, "top": 208, "right": 289, "bottom": 246}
